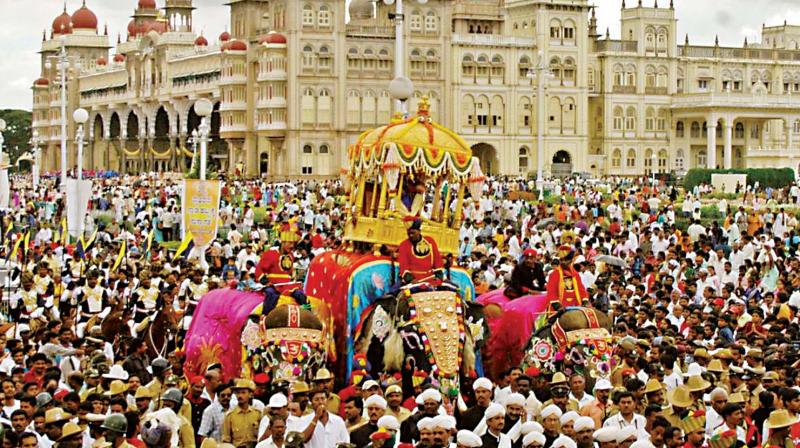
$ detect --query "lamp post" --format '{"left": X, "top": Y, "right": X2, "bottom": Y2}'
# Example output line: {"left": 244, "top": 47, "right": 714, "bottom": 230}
{"left": 188, "top": 129, "right": 199, "bottom": 174}
{"left": 527, "top": 50, "right": 554, "bottom": 198}
{"left": 44, "top": 36, "right": 74, "bottom": 189}
{"left": 73, "top": 108, "right": 88, "bottom": 181}
{"left": 651, "top": 153, "right": 657, "bottom": 187}
{"left": 389, "top": 76, "right": 414, "bottom": 116}
{"left": 383, "top": 0, "right": 428, "bottom": 113}
{"left": 31, "top": 131, "right": 40, "bottom": 189}
{"left": 193, "top": 98, "right": 213, "bottom": 181}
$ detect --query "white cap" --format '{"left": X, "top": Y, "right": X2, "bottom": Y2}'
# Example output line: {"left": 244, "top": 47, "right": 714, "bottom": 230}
{"left": 630, "top": 441, "right": 657, "bottom": 448}
{"left": 377, "top": 415, "right": 399, "bottom": 431}
{"left": 683, "top": 362, "right": 703, "bottom": 377}
{"left": 616, "top": 426, "right": 637, "bottom": 444}
{"left": 364, "top": 395, "right": 387, "bottom": 409}
{"left": 417, "top": 417, "right": 435, "bottom": 431}
{"left": 551, "top": 435, "right": 578, "bottom": 448}
{"left": 505, "top": 393, "right": 526, "bottom": 408}
{"left": 419, "top": 388, "right": 442, "bottom": 403}
{"left": 593, "top": 379, "right": 613, "bottom": 391}
{"left": 484, "top": 403, "right": 506, "bottom": 419}
{"left": 593, "top": 427, "right": 617, "bottom": 442}
{"left": 432, "top": 415, "right": 456, "bottom": 430}
{"left": 523, "top": 431, "right": 546, "bottom": 447}
{"left": 268, "top": 393, "right": 288, "bottom": 408}
{"left": 456, "top": 430, "right": 482, "bottom": 447}
{"left": 573, "top": 416, "right": 595, "bottom": 432}
{"left": 473, "top": 377, "right": 493, "bottom": 391}
{"left": 521, "top": 421, "right": 544, "bottom": 435}
{"left": 560, "top": 411, "right": 579, "bottom": 426}
{"left": 103, "top": 364, "right": 129, "bottom": 381}
{"left": 362, "top": 380, "right": 380, "bottom": 390}
{"left": 540, "top": 404, "right": 563, "bottom": 419}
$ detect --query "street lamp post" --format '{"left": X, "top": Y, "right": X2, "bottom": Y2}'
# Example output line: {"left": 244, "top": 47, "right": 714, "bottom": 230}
{"left": 383, "top": 0, "right": 428, "bottom": 113}
{"left": 193, "top": 99, "right": 214, "bottom": 181}
{"left": 73, "top": 108, "right": 88, "bottom": 181}
{"left": 527, "top": 51, "right": 554, "bottom": 198}
{"left": 44, "top": 36, "right": 73, "bottom": 189}
{"left": 31, "top": 131, "right": 40, "bottom": 189}
{"left": 651, "top": 154, "right": 657, "bottom": 188}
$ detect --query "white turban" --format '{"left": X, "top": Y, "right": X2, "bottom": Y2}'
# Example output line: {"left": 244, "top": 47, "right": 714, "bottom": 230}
{"left": 573, "top": 416, "right": 595, "bottom": 432}
{"left": 593, "top": 427, "right": 617, "bottom": 442}
{"left": 521, "top": 421, "right": 544, "bottom": 435}
{"left": 484, "top": 403, "right": 506, "bottom": 419}
{"left": 523, "top": 431, "right": 546, "bottom": 447}
{"left": 364, "top": 395, "right": 387, "bottom": 409}
{"left": 551, "top": 435, "right": 578, "bottom": 448}
{"left": 630, "top": 441, "right": 657, "bottom": 448}
{"left": 456, "top": 430, "right": 483, "bottom": 447}
{"left": 417, "top": 417, "right": 435, "bottom": 431}
{"left": 540, "top": 404, "right": 563, "bottom": 419}
{"left": 560, "top": 411, "right": 579, "bottom": 426}
{"left": 473, "top": 377, "right": 493, "bottom": 391}
{"left": 505, "top": 393, "right": 526, "bottom": 408}
{"left": 616, "top": 426, "right": 637, "bottom": 444}
{"left": 419, "top": 389, "right": 442, "bottom": 403}
{"left": 432, "top": 415, "right": 456, "bottom": 430}
{"left": 377, "top": 415, "right": 399, "bottom": 431}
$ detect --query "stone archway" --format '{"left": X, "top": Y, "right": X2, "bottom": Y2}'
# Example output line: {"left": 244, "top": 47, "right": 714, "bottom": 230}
{"left": 551, "top": 150, "right": 573, "bottom": 178}
{"left": 471, "top": 143, "right": 498, "bottom": 176}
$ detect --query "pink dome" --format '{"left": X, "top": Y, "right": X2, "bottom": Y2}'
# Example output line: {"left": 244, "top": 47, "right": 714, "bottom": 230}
{"left": 228, "top": 39, "right": 247, "bottom": 51}
{"left": 96, "top": 56, "right": 107, "bottom": 66}
{"left": 113, "top": 53, "right": 125, "bottom": 63}
{"left": 259, "top": 32, "right": 287, "bottom": 45}
{"left": 34, "top": 78, "right": 50, "bottom": 86}
{"left": 138, "top": 0, "right": 157, "bottom": 9}
{"left": 219, "top": 31, "right": 231, "bottom": 42}
{"left": 52, "top": 11, "right": 73, "bottom": 35}
{"left": 194, "top": 35, "right": 208, "bottom": 46}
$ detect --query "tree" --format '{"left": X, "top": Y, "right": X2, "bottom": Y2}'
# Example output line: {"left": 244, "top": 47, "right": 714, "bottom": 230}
{"left": 0, "top": 109, "right": 32, "bottom": 166}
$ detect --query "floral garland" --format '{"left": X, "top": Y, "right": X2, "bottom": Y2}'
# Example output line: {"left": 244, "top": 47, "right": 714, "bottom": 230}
{"left": 525, "top": 335, "right": 615, "bottom": 379}
{"left": 404, "top": 289, "right": 466, "bottom": 385}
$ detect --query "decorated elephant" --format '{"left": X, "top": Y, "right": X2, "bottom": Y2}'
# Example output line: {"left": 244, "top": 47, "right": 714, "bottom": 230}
{"left": 353, "top": 286, "right": 488, "bottom": 394}
{"left": 240, "top": 304, "right": 327, "bottom": 382}
{"left": 522, "top": 307, "right": 614, "bottom": 380}
{"left": 183, "top": 289, "right": 328, "bottom": 382}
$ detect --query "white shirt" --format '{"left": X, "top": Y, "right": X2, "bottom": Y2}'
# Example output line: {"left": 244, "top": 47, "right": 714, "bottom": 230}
{"left": 255, "top": 437, "right": 283, "bottom": 448}
{"left": 603, "top": 412, "right": 648, "bottom": 440}
{"left": 287, "top": 412, "right": 349, "bottom": 448}
{"left": 570, "top": 391, "right": 595, "bottom": 409}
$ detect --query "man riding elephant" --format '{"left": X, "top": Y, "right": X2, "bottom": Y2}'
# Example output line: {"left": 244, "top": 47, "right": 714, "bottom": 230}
{"left": 397, "top": 218, "right": 444, "bottom": 284}
{"left": 255, "top": 221, "right": 306, "bottom": 312}
{"left": 546, "top": 246, "right": 588, "bottom": 311}
{"left": 504, "top": 249, "right": 546, "bottom": 299}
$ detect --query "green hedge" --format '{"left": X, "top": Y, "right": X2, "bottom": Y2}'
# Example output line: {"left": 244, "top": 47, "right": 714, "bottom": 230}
{"left": 684, "top": 168, "right": 795, "bottom": 190}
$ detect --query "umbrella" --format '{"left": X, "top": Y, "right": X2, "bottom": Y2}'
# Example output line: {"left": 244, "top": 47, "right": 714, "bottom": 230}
{"left": 535, "top": 218, "right": 555, "bottom": 229}
{"left": 595, "top": 255, "right": 628, "bottom": 268}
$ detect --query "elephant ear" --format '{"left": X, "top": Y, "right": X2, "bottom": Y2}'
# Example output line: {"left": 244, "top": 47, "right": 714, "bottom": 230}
{"left": 354, "top": 306, "right": 378, "bottom": 355}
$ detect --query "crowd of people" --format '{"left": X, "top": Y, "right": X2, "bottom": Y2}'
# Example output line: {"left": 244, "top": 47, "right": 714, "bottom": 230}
{"left": 0, "top": 171, "right": 800, "bottom": 448}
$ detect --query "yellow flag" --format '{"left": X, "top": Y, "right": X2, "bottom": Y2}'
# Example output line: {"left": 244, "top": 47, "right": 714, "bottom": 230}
{"left": 112, "top": 240, "right": 126, "bottom": 272}
{"left": 172, "top": 231, "right": 194, "bottom": 261}
{"left": 8, "top": 234, "right": 22, "bottom": 261}
{"left": 145, "top": 229, "right": 155, "bottom": 256}
{"left": 22, "top": 232, "right": 30, "bottom": 257}
{"left": 60, "top": 218, "right": 68, "bottom": 245}
{"left": 84, "top": 228, "right": 98, "bottom": 250}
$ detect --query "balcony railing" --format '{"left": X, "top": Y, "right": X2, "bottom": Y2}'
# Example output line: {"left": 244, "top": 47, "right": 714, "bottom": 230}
{"left": 645, "top": 86, "right": 668, "bottom": 95}
{"left": 595, "top": 40, "right": 638, "bottom": 53}
{"left": 612, "top": 85, "right": 637, "bottom": 94}
{"left": 679, "top": 45, "right": 800, "bottom": 62}
{"left": 672, "top": 91, "right": 800, "bottom": 109}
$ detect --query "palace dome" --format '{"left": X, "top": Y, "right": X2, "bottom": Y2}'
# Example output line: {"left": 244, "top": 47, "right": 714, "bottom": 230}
{"left": 71, "top": 4, "right": 98, "bottom": 30}
{"left": 219, "top": 31, "right": 231, "bottom": 42}
{"left": 195, "top": 35, "right": 208, "bottom": 46}
{"left": 138, "top": 0, "right": 157, "bottom": 9}
{"left": 228, "top": 39, "right": 247, "bottom": 51}
{"left": 260, "top": 32, "right": 286, "bottom": 45}
{"left": 52, "top": 10, "right": 73, "bottom": 35}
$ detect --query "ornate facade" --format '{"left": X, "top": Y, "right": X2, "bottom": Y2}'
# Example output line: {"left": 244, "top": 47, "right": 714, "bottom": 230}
{"left": 30, "top": 0, "right": 800, "bottom": 177}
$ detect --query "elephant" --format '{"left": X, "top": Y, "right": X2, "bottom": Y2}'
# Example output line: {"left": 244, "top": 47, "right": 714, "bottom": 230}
{"left": 522, "top": 307, "right": 614, "bottom": 381}
{"left": 354, "top": 287, "right": 489, "bottom": 394}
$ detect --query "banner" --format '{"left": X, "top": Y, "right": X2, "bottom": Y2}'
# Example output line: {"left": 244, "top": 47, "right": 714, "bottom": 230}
{"left": 65, "top": 179, "right": 92, "bottom": 239}
{"left": 181, "top": 179, "right": 221, "bottom": 248}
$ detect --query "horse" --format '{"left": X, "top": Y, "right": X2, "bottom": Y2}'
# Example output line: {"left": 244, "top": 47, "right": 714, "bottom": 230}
{"left": 101, "top": 300, "right": 131, "bottom": 344}
{"left": 145, "top": 306, "right": 180, "bottom": 360}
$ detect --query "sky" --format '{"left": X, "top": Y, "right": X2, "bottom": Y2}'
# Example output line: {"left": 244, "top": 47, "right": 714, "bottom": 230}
{"left": 4, "top": 0, "right": 800, "bottom": 111}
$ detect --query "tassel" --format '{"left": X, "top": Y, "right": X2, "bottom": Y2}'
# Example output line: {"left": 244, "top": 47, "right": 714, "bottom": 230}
{"left": 383, "top": 328, "right": 404, "bottom": 372}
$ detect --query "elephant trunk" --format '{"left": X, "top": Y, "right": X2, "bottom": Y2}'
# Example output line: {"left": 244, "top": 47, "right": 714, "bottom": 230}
{"left": 383, "top": 329, "right": 404, "bottom": 372}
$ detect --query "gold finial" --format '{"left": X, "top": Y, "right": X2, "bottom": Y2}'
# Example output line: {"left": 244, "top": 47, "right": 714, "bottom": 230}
{"left": 417, "top": 96, "right": 430, "bottom": 116}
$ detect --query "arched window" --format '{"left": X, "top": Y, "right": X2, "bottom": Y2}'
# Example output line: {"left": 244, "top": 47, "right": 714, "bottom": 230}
{"left": 735, "top": 122, "right": 744, "bottom": 138}
{"left": 690, "top": 121, "right": 700, "bottom": 138}
{"left": 346, "top": 90, "right": 360, "bottom": 126}
{"left": 519, "top": 147, "right": 529, "bottom": 173}
{"left": 626, "top": 149, "right": 636, "bottom": 168}
{"left": 462, "top": 95, "right": 475, "bottom": 128}
{"left": 658, "top": 149, "right": 668, "bottom": 171}
{"left": 625, "top": 106, "right": 637, "bottom": 131}
{"left": 519, "top": 96, "right": 532, "bottom": 128}
{"left": 424, "top": 10, "right": 438, "bottom": 32}
{"left": 613, "top": 64, "right": 624, "bottom": 86}
{"left": 318, "top": 5, "right": 331, "bottom": 28}
{"left": 697, "top": 150, "right": 707, "bottom": 167}
{"left": 549, "top": 19, "right": 561, "bottom": 39}
{"left": 645, "top": 26, "right": 655, "bottom": 49}
{"left": 625, "top": 64, "right": 637, "bottom": 87}
{"left": 302, "top": 44, "right": 315, "bottom": 70}
{"left": 347, "top": 47, "right": 360, "bottom": 70}
{"left": 563, "top": 19, "right": 576, "bottom": 43}
{"left": 644, "top": 148, "right": 654, "bottom": 172}
{"left": 319, "top": 144, "right": 330, "bottom": 154}
{"left": 657, "top": 109, "right": 667, "bottom": 131}
{"left": 491, "top": 54, "right": 504, "bottom": 80}
{"left": 519, "top": 55, "right": 531, "bottom": 78}
{"left": 410, "top": 9, "right": 422, "bottom": 31}
{"left": 657, "top": 66, "right": 668, "bottom": 88}
{"left": 657, "top": 29, "right": 668, "bottom": 51}
{"left": 476, "top": 95, "right": 489, "bottom": 127}
{"left": 675, "top": 149, "right": 685, "bottom": 171}
{"left": 302, "top": 144, "right": 313, "bottom": 154}
{"left": 302, "top": 4, "right": 314, "bottom": 27}
{"left": 462, "top": 54, "right": 475, "bottom": 78}
{"left": 676, "top": 121, "right": 685, "bottom": 138}
{"left": 613, "top": 106, "right": 624, "bottom": 130}
{"left": 317, "top": 88, "right": 331, "bottom": 126}
{"left": 301, "top": 88, "right": 315, "bottom": 125}
{"left": 476, "top": 54, "right": 489, "bottom": 78}
{"left": 490, "top": 95, "right": 504, "bottom": 129}
{"left": 362, "top": 90, "right": 377, "bottom": 125}
{"left": 645, "top": 107, "right": 656, "bottom": 131}
{"left": 563, "top": 58, "right": 575, "bottom": 85}
{"left": 612, "top": 148, "right": 622, "bottom": 168}
{"left": 550, "top": 57, "right": 561, "bottom": 83}
{"left": 645, "top": 66, "right": 656, "bottom": 88}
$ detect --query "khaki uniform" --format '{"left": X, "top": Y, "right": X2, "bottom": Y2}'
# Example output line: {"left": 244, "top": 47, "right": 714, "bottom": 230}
{"left": 610, "top": 361, "right": 635, "bottom": 387}
{"left": 765, "top": 435, "right": 795, "bottom": 448}
{"left": 750, "top": 384, "right": 765, "bottom": 410}
{"left": 144, "top": 378, "right": 166, "bottom": 409}
{"left": 734, "top": 383, "right": 750, "bottom": 405}
{"left": 222, "top": 405, "right": 262, "bottom": 447}
{"left": 385, "top": 406, "right": 412, "bottom": 423}
{"left": 176, "top": 414, "right": 196, "bottom": 448}
{"left": 541, "top": 398, "right": 580, "bottom": 413}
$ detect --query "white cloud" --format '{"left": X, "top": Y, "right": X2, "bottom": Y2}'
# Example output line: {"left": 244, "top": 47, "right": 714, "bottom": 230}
{"left": 2, "top": 0, "right": 799, "bottom": 110}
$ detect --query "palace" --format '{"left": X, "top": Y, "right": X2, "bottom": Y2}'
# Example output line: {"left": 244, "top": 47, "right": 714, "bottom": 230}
{"left": 30, "top": 0, "right": 800, "bottom": 178}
